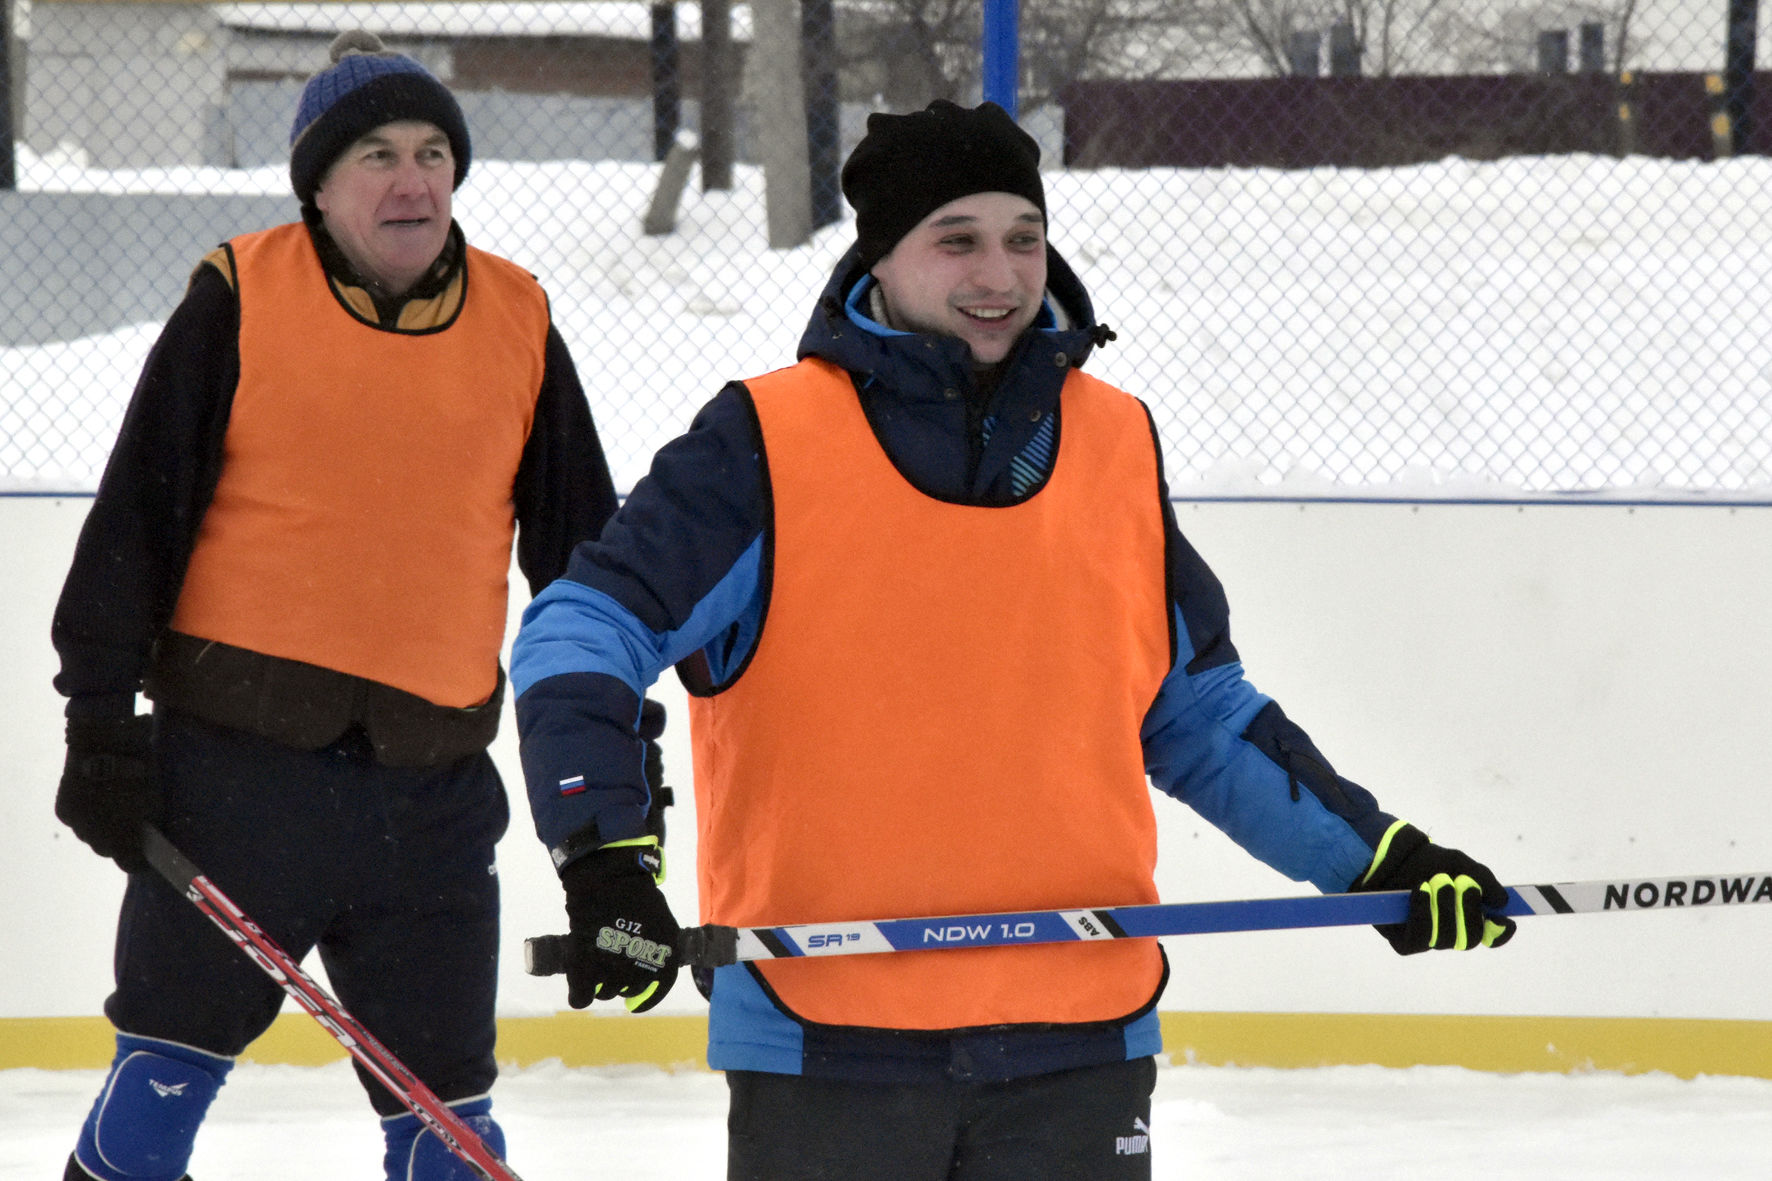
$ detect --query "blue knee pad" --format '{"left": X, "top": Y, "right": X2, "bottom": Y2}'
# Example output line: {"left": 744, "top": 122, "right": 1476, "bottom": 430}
{"left": 382, "top": 1095, "right": 507, "bottom": 1181}
{"left": 73, "top": 1034, "right": 233, "bottom": 1181}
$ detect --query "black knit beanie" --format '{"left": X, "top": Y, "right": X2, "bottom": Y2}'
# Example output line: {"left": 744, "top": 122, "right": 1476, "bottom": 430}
{"left": 841, "top": 100, "right": 1045, "bottom": 271}
{"left": 289, "top": 31, "right": 472, "bottom": 207}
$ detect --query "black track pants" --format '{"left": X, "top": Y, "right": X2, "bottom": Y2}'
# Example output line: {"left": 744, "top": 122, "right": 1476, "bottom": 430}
{"left": 726, "top": 1056, "right": 1158, "bottom": 1181}
{"left": 105, "top": 709, "right": 508, "bottom": 1115}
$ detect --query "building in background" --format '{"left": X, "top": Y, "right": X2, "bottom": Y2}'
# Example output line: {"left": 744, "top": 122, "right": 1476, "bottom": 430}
{"left": 19, "top": 1, "right": 754, "bottom": 169}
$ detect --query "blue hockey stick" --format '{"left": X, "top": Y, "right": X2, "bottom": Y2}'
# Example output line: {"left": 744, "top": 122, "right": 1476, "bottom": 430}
{"left": 525, "top": 871, "right": 1772, "bottom": 973}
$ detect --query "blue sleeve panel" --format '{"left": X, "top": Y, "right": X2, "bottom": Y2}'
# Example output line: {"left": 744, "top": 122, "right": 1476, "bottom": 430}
{"left": 511, "top": 385, "right": 769, "bottom": 863}
{"left": 514, "top": 545, "right": 764, "bottom": 857}
{"left": 1144, "top": 508, "right": 1397, "bottom": 895}
{"left": 567, "top": 383, "right": 768, "bottom": 635}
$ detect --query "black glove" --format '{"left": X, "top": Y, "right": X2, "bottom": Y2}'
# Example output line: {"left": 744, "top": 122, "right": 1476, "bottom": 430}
{"left": 560, "top": 841, "right": 680, "bottom": 1012}
{"left": 1353, "top": 823, "right": 1516, "bottom": 954}
{"left": 55, "top": 714, "right": 158, "bottom": 873}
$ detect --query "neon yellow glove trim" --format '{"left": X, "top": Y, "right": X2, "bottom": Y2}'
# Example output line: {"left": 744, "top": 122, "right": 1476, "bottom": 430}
{"left": 1418, "top": 879, "right": 1441, "bottom": 946}
{"left": 1361, "top": 819, "right": 1412, "bottom": 886}
{"left": 599, "top": 835, "right": 667, "bottom": 884}
{"left": 600, "top": 837, "right": 658, "bottom": 849}
{"left": 623, "top": 981, "right": 661, "bottom": 1012}
{"left": 1452, "top": 875, "right": 1473, "bottom": 948}
{"left": 1420, "top": 871, "right": 1488, "bottom": 949}
{"left": 1481, "top": 918, "right": 1511, "bottom": 948}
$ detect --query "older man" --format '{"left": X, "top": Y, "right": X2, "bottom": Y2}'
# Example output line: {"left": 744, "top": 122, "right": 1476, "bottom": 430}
{"left": 52, "top": 31, "right": 635, "bottom": 1181}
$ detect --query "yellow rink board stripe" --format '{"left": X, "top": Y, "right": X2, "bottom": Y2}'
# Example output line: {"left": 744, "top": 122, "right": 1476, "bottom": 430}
{"left": 1157, "top": 1012, "right": 1772, "bottom": 1079}
{"left": 4, "top": 1013, "right": 1770, "bottom": 1080}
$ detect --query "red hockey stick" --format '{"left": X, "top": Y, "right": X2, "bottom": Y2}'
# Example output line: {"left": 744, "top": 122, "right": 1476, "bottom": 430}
{"left": 140, "top": 826, "right": 523, "bottom": 1181}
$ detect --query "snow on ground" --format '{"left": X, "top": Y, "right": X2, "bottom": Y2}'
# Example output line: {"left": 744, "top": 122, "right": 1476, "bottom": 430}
{"left": 5, "top": 1059, "right": 1771, "bottom": 1179}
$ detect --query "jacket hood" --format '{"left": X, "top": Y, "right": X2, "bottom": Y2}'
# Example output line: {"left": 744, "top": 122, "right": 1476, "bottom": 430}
{"left": 794, "top": 240, "right": 1114, "bottom": 400}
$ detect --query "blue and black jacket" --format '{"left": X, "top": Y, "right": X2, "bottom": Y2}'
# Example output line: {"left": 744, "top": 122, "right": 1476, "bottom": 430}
{"left": 512, "top": 243, "right": 1399, "bottom": 1081}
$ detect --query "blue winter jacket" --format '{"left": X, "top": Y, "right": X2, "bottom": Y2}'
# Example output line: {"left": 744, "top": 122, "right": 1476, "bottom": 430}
{"left": 511, "top": 243, "right": 1398, "bottom": 1082}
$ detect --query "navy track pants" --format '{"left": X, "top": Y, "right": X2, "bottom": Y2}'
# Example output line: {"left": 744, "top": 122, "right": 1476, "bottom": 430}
{"left": 105, "top": 709, "right": 508, "bottom": 1115}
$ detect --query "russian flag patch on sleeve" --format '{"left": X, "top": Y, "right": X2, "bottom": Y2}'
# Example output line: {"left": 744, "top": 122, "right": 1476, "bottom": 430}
{"left": 558, "top": 774, "right": 587, "bottom": 796}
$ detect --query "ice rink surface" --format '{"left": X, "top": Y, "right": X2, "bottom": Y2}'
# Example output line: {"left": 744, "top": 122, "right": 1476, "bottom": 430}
{"left": 5, "top": 1059, "right": 1770, "bottom": 1179}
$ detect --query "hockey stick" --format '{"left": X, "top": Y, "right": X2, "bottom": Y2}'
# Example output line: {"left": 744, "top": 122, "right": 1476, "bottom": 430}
{"left": 140, "top": 826, "right": 523, "bottom": 1181}
{"left": 525, "top": 871, "right": 1772, "bottom": 973}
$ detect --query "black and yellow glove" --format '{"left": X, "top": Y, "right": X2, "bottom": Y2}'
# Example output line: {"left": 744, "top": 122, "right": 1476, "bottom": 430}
{"left": 560, "top": 837, "right": 680, "bottom": 1012}
{"left": 1354, "top": 822, "right": 1516, "bottom": 954}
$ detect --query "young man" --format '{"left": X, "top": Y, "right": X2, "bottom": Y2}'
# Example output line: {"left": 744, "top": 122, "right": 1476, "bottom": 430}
{"left": 511, "top": 100, "right": 1514, "bottom": 1180}
{"left": 50, "top": 31, "right": 652, "bottom": 1181}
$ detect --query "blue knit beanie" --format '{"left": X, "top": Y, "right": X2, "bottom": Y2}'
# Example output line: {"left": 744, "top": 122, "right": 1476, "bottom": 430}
{"left": 289, "top": 31, "right": 471, "bottom": 206}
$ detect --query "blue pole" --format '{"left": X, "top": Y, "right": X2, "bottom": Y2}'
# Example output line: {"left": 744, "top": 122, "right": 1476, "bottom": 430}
{"left": 1, "top": 0, "right": 16, "bottom": 189}
{"left": 981, "top": 0, "right": 1019, "bottom": 117}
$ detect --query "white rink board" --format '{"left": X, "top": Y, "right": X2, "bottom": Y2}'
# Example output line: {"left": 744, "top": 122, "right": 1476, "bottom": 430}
{"left": 4, "top": 496, "right": 1769, "bottom": 1022}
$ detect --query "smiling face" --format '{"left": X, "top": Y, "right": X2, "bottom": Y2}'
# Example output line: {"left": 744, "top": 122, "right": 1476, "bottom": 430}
{"left": 869, "top": 191, "right": 1048, "bottom": 365}
{"left": 314, "top": 120, "right": 454, "bottom": 297}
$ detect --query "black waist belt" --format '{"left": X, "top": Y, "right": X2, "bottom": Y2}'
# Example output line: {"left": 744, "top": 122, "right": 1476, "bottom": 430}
{"left": 144, "top": 630, "right": 503, "bottom": 768}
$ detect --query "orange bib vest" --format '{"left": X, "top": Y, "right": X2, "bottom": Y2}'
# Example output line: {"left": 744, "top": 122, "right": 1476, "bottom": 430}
{"left": 690, "top": 357, "right": 1172, "bottom": 1031}
{"left": 169, "top": 223, "right": 548, "bottom": 708}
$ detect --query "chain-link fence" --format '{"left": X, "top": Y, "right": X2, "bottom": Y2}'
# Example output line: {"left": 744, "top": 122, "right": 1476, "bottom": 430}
{"left": 2, "top": 0, "right": 1769, "bottom": 497}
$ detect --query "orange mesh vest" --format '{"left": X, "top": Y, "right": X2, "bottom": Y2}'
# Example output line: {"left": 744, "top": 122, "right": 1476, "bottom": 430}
{"left": 169, "top": 223, "right": 547, "bottom": 707}
{"left": 690, "top": 357, "right": 1172, "bottom": 1030}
